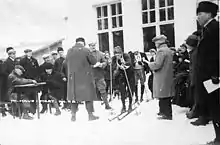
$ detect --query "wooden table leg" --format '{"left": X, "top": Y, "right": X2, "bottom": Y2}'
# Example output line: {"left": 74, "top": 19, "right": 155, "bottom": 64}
{"left": 36, "top": 92, "right": 40, "bottom": 119}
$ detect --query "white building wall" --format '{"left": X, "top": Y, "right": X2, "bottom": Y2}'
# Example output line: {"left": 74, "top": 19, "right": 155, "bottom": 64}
{"left": 174, "top": 0, "right": 197, "bottom": 47}
{"left": 0, "top": 0, "right": 208, "bottom": 58}
{"left": 122, "top": 0, "right": 144, "bottom": 52}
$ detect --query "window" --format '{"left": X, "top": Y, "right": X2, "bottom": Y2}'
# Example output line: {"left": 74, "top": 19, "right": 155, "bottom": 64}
{"left": 96, "top": 2, "right": 124, "bottom": 53}
{"left": 111, "top": 3, "right": 123, "bottom": 28}
{"left": 113, "top": 30, "right": 124, "bottom": 52}
{"left": 142, "top": 0, "right": 175, "bottom": 51}
{"left": 98, "top": 33, "right": 109, "bottom": 52}
{"left": 142, "top": 0, "right": 156, "bottom": 24}
{"left": 143, "top": 26, "right": 156, "bottom": 52}
{"left": 96, "top": 6, "right": 108, "bottom": 30}
{"left": 159, "top": 0, "right": 174, "bottom": 21}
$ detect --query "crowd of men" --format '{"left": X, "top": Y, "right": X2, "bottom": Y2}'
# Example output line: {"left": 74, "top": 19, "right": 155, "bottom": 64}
{"left": 0, "top": 1, "right": 219, "bottom": 144}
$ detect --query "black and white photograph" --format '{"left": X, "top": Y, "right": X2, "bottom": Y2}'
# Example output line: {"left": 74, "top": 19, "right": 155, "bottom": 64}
{"left": 0, "top": 0, "right": 219, "bottom": 145}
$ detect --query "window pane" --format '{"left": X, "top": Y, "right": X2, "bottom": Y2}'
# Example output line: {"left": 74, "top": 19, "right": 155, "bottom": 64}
{"left": 142, "top": 12, "right": 148, "bottom": 24}
{"left": 104, "top": 18, "right": 108, "bottom": 29}
{"left": 112, "top": 17, "right": 117, "bottom": 28}
{"left": 150, "top": 11, "right": 155, "bottom": 23}
{"left": 168, "top": 7, "right": 174, "bottom": 20}
{"left": 160, "top": 23, "right": 175, "bottom": 47}
{"left": 149, "top": 0, "right": 155, "bottom": 9}
{"left": 111, "top": 4, "right": 116, "bottom": 16}
{"left": 159, "top": 0, "right": 165, "bottom": 7}
{"left": 143, "top": 26, "right": 156, "bottom": 52}
{"left": 103, "top": 6, "right": 108, "bottom": 17}
{"left": 142, "top": 0, "right": 148, "bottom": 10}
{"left": 113, "top": 30, "right": 124, "bottom": 51}
{"left": 119, "top": 16, "right": 123, "bottom": 27}
{"left": 97, "top": 7, "right": 101, "bottom": 18}
{"left": 98, "top": 19, "right": 102, "bottom": 30}
{"left": 159, "top": 9, "right": 166, "bottom": 21}
{"left": 167, "top": 0, "right": 174, "bottom": 6}
{"left": 118, "top": 3, "right": 122, "bottom": 14}
{"left": 98, "top": 33, "right": 109, "bottom": 52}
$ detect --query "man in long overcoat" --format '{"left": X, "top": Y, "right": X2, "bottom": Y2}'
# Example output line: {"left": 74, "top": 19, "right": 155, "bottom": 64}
{"left": 146, "top": 35, "right": 174, "bottom": 120}
{"left": 196, "top": 1, "right": 219, "bottom": 144}
{"left": 65, "top": 37, "right": 101, "bottom": 121}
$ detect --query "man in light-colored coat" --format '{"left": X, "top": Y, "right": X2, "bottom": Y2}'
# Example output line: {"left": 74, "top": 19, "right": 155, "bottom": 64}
{"left": 145, "top": 35, "right": 174, "bottom": 120}
{"left": 65, "top": 37, "right": 101, "bottom": 121}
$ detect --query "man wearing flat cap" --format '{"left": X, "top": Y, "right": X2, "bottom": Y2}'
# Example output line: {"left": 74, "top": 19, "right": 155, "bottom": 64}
{"left": 195, "top": 1, "right": 220, "bottom": 144}
{"left": 54, "top": 47, "right": 65, "bottom": 72}
{"left": 19, "top": 48, "right": 40, "bottom": 114}
{"left": 65, "top": 37, "right": 101, "bottom": 121}
{"left": 144, "top": 35, "right": 174, "bottom": 120}
{"left": 0, "top": 47, "right": 18, "bottom": 116}
{"left": 7, "top": 65, "right": 37, "bottom": 119}
{"left": 89, "top": 41, "right": 112, "bottom": 110}
{"left": 111, "top": 46, "right": 135, "bottom": 113}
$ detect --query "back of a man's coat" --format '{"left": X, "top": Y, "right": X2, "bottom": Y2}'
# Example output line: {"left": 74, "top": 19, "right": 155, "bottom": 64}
{"left": 65, "top": 43, "right": 98, "bottom": 102}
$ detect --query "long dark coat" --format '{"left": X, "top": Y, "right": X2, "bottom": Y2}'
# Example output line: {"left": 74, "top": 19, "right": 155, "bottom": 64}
{"left": 65, "top": 43, "right": 98, "bottom": 102}
{"left": 0, "top": 57, "right": 16, "bottom": 102}
{"left": 196, "top": 19, "right": 219, "bottom": 121}
{"left": 148, "top": 45, "right": 174, "bottom": 99}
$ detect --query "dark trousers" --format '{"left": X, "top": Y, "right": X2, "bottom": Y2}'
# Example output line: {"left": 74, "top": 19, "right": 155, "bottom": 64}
{"left": 159, "top": 97, "right": 172, "bottom": 117}
{"left": 208, "top": 89, "right": 220, "bottom": 141}
{"left": 71, "top": 101, "right": 94, "bottom": 114}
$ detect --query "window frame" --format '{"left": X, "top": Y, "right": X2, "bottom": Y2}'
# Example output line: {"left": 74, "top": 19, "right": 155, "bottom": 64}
{"left": 95, "top": 1, "right": 124, "bottom": 54}
{"left": 142, "top": 0, "right": 175, "bottom": 50}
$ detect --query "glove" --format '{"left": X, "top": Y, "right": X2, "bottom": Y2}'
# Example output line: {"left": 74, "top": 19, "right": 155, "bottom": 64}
{"left": 211, "top": 76, "right": 219, "bottom": 84}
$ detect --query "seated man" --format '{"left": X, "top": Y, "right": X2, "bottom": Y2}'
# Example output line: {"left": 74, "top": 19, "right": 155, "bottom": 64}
{"left": 40, "top": 63, "right": 66, "bottom": 116}
{"left": 8, "top": 65, "right": 37, "bottom": 120}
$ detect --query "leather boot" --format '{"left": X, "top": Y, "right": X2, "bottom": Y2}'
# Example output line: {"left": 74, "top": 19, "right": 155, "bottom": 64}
{"left": 40, "top": 103, "right": 47, "bottom": 114}
{"left": 71, "top": 112, "right": 76, "bottom": 122}
{"left": 53, "top": 101, "right": 61, "bottom": 116}
{"left": 102, "top": 93, "right": 112, "bottom": 110}
{"left": 190, "top": 116, "right": 209, "bottom": 126}
{"left": 22, "top": 110, "right": 33, "bottom": 120}
{"left": 88, "top": 112, "right": 99, "bottom": 121}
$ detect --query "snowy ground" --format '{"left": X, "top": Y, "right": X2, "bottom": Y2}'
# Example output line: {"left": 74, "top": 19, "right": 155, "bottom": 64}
{"left": 0, "top": 97, "right": 215, "bottom": 145}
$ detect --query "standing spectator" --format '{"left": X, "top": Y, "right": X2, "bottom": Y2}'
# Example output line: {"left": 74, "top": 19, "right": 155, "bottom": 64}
{"left": 89, "top": 42, "right": 112, "bottom": 110}
{"left": 185, "top": 34, "right": 199, "bottom": 119}
{"left": 1, "top": 47, "right": 17, "bottom": 116}
{"left": 195, "top": 1, "right": 219, "bottom": 144}
{"left": 51, "top": 51, "right": 58, "bottom": 64}
{"left": 145, "top": 35, "right": 174, "bottom": 120}
{"left": 19, "top": 49, "right": 40, "bottom": 114}
{"left": 65, "top": 37, "right": 101, "bottom": 121}
{"left": 54, "top": 47, "right": 65, "bottom": 72}
{"left": 148, "top": 49, "right": 156, "bottom": 98}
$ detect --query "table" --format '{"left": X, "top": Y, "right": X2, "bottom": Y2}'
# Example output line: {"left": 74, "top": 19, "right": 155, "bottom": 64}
{"left": 14, "top": 82, "right": 46, "bottom": 119}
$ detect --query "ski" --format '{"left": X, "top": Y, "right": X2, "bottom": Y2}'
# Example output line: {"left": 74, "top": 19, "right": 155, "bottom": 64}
{"left": 108, "top": 109, "right": 128, "bottom": 122}
{"left": 117, "top": 106, "right": 138, "bottom": 121}
{"left": 108, "top": 101, "right": 142, "bottom": 122}
{"left": 117, "top": 101, "right": 141, "bottom": 121}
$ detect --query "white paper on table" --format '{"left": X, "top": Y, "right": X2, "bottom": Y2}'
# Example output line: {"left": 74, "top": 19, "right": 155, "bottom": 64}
{"left": 203, "top": 77, "right": 220, "bottom": 94}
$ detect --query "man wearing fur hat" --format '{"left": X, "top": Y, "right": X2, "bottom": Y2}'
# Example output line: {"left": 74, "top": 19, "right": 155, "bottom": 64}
{"left": 112, "top": 46, "right": 134, "bottom": 113}
{"left": 7, "top": 65, "right": 37, "bottom": 119}
{"left": 144, "top": 35, "right": 174, "bottom": 120}
{"left": 196, "top": 1, "right": 219, "bottom": 144}
{"left": 89, "top": 42, "right": 112, "bottom": 110}
{"left": 40, "top": 63, "right": 65, "bottom": 116}
{"left": 65, "top": 37, "right": 101, "bottom": 121}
